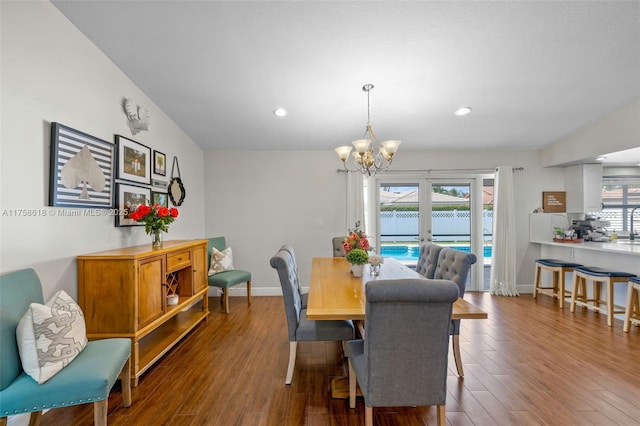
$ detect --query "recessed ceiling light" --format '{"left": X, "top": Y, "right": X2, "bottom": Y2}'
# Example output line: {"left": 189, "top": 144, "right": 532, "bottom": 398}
{"left": 273, "top": 108, "right": 287, "bottom": 117}
{"left": 596, "top": 156, "right": 606, "bottom": 161}
{"left": 454, "top": 106, "right": 472, "bottom": 116}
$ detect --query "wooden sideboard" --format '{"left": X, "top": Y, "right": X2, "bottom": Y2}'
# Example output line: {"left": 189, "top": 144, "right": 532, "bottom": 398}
{"left": 77, "top": 239, "right": 209, "bottom": 386}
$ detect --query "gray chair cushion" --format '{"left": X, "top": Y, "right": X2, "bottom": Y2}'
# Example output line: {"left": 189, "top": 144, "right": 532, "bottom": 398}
{"left": 415, "top": 243, "right": 444, "bottom": 279}
{"left": 348, "top": 279, "right": 459, "bottom": 408}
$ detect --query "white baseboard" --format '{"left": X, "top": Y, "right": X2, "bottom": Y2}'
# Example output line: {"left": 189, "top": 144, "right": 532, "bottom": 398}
{"left": 208, "top": 286, "right": 285, "bottom": 297}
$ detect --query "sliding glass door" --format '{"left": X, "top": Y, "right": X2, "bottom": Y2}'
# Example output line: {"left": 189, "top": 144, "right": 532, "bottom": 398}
{"left": 374, "top": 174, "right": 492, "bottom": 291}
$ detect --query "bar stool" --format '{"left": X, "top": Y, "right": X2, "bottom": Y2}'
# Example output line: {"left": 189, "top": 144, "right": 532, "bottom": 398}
{"left": 570, "top": 267, "right": 636, "bottom": 327}
{"left": 623, "top": 276, "right": 640, "bottom": 333}
{"left": 533, "top": 259, "right": 583, "bottom": 308}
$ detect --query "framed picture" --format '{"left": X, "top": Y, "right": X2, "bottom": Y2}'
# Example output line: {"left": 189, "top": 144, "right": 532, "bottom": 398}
{"left": 49, "top": 122, "right": 115, "bottom": 208}
{"left": 151, "top": 191, "right": 168, "bottom": 208}
{"left": 115, "top": 183, "right": 151, "bottom": 227}
{"left": 116, "top": 135, "right": 151, "bottom": 184}
{"left": 153, "top": 150, "right": 166, "bottom": 176}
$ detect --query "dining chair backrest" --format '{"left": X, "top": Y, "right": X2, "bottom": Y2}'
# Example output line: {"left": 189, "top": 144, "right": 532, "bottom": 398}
{"left": 363, "top": 279, "right": 459, "bottom": 407}
{"left": 332, "top": 237, "right": 346, "bottom": 257}
{"left": 270, "top": 249, "right": 302, "bottom": 341}
{"left": 415, "top": 243, "right": 444, "bottom": 279}
{"left": 433, "top": 248, "right": 477, "bottom": 298}
{"left": 433, "top": 247, "right": 477, "bottom": 335}
{"left": 278, "top": 244, "right": 305, "bottom": 301}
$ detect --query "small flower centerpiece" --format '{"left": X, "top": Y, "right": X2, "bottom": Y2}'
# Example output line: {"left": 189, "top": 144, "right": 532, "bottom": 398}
{"left": 343, "top": 222, "right": 370, "bottom": 277}
{"left": 343, "top": 222, "right": 370, "bottom": 255}
{"left": 128, "top": 204, "right": 179, "bottom": 248}
{"left": 346, "top": 248, "right": 369, "bottom": 277}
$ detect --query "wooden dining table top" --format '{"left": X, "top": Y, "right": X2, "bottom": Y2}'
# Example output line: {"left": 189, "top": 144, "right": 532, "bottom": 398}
{"left": 306, "top": 257, "right": 489, "bottom": 321}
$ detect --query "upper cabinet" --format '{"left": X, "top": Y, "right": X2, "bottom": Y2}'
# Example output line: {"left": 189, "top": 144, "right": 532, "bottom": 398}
{"left": 564, "top": 164, "right": 603, "bottom": 213}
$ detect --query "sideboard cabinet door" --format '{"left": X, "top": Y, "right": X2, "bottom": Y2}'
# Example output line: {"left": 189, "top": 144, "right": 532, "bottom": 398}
{"left": 138, "top": 255, "right": 166, "bottom": 328}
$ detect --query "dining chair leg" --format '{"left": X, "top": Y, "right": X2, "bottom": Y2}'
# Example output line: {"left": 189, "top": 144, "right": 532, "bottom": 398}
{"left": 452, "top": 335, "right": 464, "bottom": 377}
{"left": 437, "top": 405, "right": 446, "bottom": 426}
{"left": 247, "top": 280, "right": 252, "bottom": 305}
{"left": 365, "top": 406, "right": 373, "bottom": 426}
{"left": 348, "top": 359, "right": 356, "bottom": 408}
{"left": 223, "top": 289, "right": 230, "bottom": 314}
{"left": 120, "top": 356, "right": 132, "bottom": 407}
{"left": 285, "top": 341, "right": 297, "bottom": 385}
{"left": 27, "top": 411, "right": 42, "bottom": 426}
{"left": 94, "top": 400, "right": 108, "bottom": 426}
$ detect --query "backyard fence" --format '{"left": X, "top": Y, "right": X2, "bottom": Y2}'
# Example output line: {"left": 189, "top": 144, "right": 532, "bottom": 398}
{"left": 380, "top": 210, "right": 494, "bottom": 243}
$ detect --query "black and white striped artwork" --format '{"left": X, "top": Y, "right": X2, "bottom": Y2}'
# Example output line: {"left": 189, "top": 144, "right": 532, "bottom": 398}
{"left": 49, "top": 123, "right": 114, "bottom": 208}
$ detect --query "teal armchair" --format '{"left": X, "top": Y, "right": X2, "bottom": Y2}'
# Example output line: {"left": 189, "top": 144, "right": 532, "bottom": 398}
{"left": 0, "top": 268, "right": 131, "bottom": 426}
{"left": 207, "top": 237, "right": 252, "bottom": 314}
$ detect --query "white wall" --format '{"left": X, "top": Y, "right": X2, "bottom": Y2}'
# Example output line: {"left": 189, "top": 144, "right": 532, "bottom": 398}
{"left": 205, "top": 149, "right": 566, "bottom": 294}
{"left": 204, "top": 151, "right": 347, "bottom": 295}
{"left": 0, "top": 1, "right": 206, "bottom": 301}
{"left": 541, "top": 100, "right": 640, "bottom": 167}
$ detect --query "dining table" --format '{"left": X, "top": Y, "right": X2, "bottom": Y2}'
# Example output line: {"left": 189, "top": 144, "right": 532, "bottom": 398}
{"left": 306, "top": 256, "right": 489, "bottom": 398}
{"left": 306, "top": 256, "right": 489, "bottom": 322}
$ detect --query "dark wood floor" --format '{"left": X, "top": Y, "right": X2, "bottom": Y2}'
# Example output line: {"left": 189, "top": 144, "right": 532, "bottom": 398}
{"left": 41, "top": 292, "right": 640, "bottom": 426}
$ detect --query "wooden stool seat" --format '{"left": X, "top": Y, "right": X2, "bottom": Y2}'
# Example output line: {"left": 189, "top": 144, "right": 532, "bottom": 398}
{"left": 570, "top": 267, "right": 636, "bottom": 327}
{"left": 533, "top": 259, "right": 583, "bottom": 309}
{"left": 623, "top": 276, "right": 640, "bottom": 333}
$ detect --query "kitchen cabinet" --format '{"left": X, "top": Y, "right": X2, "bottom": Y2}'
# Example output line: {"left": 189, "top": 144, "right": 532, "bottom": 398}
{"left": 77, "top": 239, "right": 209, "bottom": 386}
{"left": 564, "top": 164, "right": 602, "bottom": 213}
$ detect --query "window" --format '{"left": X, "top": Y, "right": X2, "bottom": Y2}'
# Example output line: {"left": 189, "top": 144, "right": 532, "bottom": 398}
{"left": 592, "top": 177, "right": 640, "bottom": 235}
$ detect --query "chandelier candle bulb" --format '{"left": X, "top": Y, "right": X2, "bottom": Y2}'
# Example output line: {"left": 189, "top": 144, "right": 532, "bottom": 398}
{"left": 335, "top": 146, "right": 353, "bottom": 161}
{"left": 352, "top": 139, "right": 371, "bottom": 153}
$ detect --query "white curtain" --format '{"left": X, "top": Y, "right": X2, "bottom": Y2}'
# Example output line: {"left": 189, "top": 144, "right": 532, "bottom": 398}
{"left": 362, "top": 176, "right": 377, "bottom": 251}
{"left": 490, "top": 166, "right": 519, "bottom": 296}
{"left": 346, "top": 171, "right": 364, "bottom": 232}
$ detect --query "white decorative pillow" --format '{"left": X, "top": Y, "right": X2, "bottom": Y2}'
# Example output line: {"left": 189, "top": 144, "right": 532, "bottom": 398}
{"left": 208, "top": 247, "right": 234, "bottom": 275}
{"left": 16, "top": 290, "right": 88, "bottom": 384}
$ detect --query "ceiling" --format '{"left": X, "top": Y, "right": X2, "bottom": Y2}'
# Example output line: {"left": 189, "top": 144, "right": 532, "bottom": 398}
{"left": 51, "top": 1, "right": 640, "bottom": 161}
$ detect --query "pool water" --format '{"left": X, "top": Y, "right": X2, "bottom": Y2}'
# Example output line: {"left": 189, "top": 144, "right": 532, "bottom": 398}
{"left": 379, "top": 245, "right": 492, "bottom": 261}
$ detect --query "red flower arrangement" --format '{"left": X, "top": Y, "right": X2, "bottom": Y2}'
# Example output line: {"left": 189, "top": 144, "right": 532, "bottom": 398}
{"left": 128, "top": 204, "right": 179, "bottom": 234}
{"left": 342, "top": 223, "right": 370, "bottom": 254}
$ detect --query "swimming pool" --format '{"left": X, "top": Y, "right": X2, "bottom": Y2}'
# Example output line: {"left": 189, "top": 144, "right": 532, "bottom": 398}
{"left": 379, "top": 245, "right": 492, "bottom": 261}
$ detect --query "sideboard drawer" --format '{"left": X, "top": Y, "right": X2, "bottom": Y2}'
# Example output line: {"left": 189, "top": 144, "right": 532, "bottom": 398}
{"left": 167, "top": 250, "right": 191, "bottom": 272}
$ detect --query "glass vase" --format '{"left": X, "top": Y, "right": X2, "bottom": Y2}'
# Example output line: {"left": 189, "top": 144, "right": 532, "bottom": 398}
{"left": 152, "top": 229, "right": 164, "bottom": 249}
{"left": 370, "top": 263, "right": 380, "bottom": 277}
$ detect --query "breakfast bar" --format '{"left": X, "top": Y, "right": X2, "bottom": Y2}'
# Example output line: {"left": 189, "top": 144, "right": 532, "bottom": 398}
{"left": 532, "top": 239, "right": 640, "bottom": 316}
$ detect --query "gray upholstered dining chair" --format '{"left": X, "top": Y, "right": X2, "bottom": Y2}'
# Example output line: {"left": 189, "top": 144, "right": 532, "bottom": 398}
{"left": 347, "top": 279, "right": 459, "bottom": 426}
{"left": 332, "top": 237, "right": 346, "bottom": 257}
{"left": 270, "top": 246, "right": 354, "bottom": 385}
{"left": 278, "top": 244, "right": 308, "bottom": 309}
{"left": 415, "top": 242, "right": 444, "bottom": 279}
{"left": 433, "top": 247, "right": 477, "bottom": 377}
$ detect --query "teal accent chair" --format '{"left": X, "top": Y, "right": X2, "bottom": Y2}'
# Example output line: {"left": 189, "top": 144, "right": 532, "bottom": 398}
{"left": 207, "top": 237, "right": 252, "bottom": 314}
{"left": 0, "top": 268, "right": 132, "bottom": 426}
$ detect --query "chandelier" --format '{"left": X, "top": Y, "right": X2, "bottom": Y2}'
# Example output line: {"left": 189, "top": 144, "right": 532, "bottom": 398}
{"left": 335, "top": 84, "right": 401, "bottom": 176}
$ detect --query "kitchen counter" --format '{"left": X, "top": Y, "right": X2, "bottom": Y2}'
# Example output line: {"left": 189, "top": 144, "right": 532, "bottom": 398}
{"left": 530, "top": 239, "right": 639, "bottom": 314}
{"left": 534, "top": 239, "right": 640, "bottom": 256}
